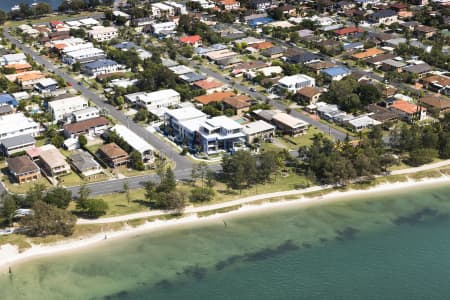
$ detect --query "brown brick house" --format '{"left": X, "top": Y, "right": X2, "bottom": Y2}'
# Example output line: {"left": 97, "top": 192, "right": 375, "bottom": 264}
{"left": 98, "top": 143, "right": 129, "bottom": 168}
{"left": 6, "top": 155, "right": 41, "bottom": 184}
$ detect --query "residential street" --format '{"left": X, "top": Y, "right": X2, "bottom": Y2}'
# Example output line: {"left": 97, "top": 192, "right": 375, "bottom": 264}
{"left": 66, "top": 164, "right": 221, "bottom": 197}
{"left": 188, "top": 60, "right": 349, "bottom": 141}
{"left": 3, "top": 27, "right": 194, "bottom": 174}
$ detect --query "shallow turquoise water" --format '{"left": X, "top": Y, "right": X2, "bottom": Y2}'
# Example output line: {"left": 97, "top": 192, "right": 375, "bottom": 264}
{"left": 1, "top": 183, "right": 450, "bottom": 299}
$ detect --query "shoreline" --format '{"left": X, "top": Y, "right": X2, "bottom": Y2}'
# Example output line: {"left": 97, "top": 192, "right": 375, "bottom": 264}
{"left": 1, "top": 175, "right": 449, "bottom": 273}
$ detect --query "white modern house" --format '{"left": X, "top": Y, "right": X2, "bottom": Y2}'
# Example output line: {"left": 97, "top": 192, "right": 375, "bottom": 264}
{"left": 0, "top": 53, "right": 27, "bottom": 66}
{"left": 0, "top": 113, "right": 40, "bottom": 139}
{"left": 48, "top": 96, "right": 88, "bottom": 122}
{"left": 34, "top": 78, "right": 58, "bottom": 94}
{"left": 277, "top": 74, "right": 315, "bottom": 93}
{"left": 190, "top": 0, "right": 215, "bottom": 9}
{"left": 88, "top": 26, "right": 118, "bottom": 42}
{"left": 82, "top": 59, "right": 125, "bottom": 77}
{"left": 61, "top": 42, "right": 94, "bottom": 55}
{"left": 126, "top": 89, "right": 181, "bottom": 116}
{"left": 151, "top": 22, "right": 177, "bottom": 35}
{"left": 164, "top": 107, "right": 207, "bottom": 143}
{"left": 164, "top": 107, "right": 245, "bottom": 154}
{"left": 195, "top": 116, "right": 245, "bottom": 154}
{"left": 164, "top": 1, "right": 188, "bottom": 14}
{"left": 72, "top": 107, "right": 100, "bottom": 122}
{"left": 152, "top": 2, "right": 176, "bottom": 18}
{"left": 62, "top": 47, "right": 106, "bottom": 64}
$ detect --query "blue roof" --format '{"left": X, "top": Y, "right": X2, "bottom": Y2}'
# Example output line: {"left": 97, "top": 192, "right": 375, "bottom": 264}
{"left": 114, "top": 41, "right": 137, "bottom": 50}
{"left": 371, "top": 9, "right": 396, "bottom": 19}
{"left": 84, "top": 59, "right": 118, "bottom": 70}
{"left": 321, "top": 66, "right": 351, "bottom": 77}
{"left": 195, "top": 44, "right": 228, "bottom": 55}
{"left": 343, "top": 42, "right": 364, "bottom": 50}
{"left": 180, "top": 72, "right": 206, "bottom": 83}
{"left": 248, "top": 17, "right": 274, "bottom": 27}
{"left": 0, "top": 94, "right": 18, "bottom": 107}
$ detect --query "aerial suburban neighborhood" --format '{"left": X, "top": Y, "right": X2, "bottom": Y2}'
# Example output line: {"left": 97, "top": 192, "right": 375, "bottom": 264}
{"left": 0, "top": 1, "right": 449, "bottom": 295}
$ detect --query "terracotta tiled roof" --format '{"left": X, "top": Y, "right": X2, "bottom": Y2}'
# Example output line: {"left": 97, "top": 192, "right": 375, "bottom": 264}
{"left": 99, "top": 143, "right": 128, "bottom": 158}
{"left": 391, "top": 100, "right": 425, "bottom": 114}
{"left": 5, "top": 62, "right": 32, "bottom": 70}
{"left": 17, "top": 73, "right": 46, "bottom": 82}
{"left": 250, "top": 41, "right": 274, "bottom": 50}
{"left": 334, "top": 27, "right": 364, "bottom": 35}
{"left": 194, "top": 91, "right": 235, "bottom": 105}
{"left": 193, "top": 79, "right": 223, "bottom": 90}
{"left": 223, "top": 95, "right": 251, "bottom": 109}
{"left": 352, "top": 48, "right": 384, "bottom": 59}
{"left": 179, "top": 35, "right": 202, "bottom": 44}
{"left": 297, "top": 86, "right": 322, "bottom": 98}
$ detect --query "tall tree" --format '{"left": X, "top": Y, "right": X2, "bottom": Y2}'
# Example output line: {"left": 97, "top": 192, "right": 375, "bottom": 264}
{"left": 78, "top": 185, "right": 91, "bottom": 203}
{"left": 44, "top": 187, "right": 72, "bottom": 209}
{"left": 24, "top": 183, "right": 47, "bottom": 207}
{"left": 221, "top": 151, "right": 257, "bottom": 193}
{"left": 2, "top": 194, "right": 17, "bottom": 226}
{"left": 22, "top": 201, "right": 76, "bottom": 237}
{"left": 158, "top": 167, "right": 176, "bottom": 193}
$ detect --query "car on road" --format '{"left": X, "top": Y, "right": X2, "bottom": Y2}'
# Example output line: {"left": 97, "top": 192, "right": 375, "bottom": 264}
{"left": 250, "top": 87, "right": 257, "bottom": 92}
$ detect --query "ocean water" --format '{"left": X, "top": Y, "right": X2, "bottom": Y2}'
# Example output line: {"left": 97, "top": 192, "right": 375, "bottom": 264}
{"left": 1, "top": 183, "right": 450, "bottom": 300}
{"left": 0, "top": 1, "right": 62, "bottom": 12}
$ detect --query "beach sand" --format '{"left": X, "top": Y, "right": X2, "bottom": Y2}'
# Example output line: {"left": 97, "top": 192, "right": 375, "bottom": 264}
{"left": 1, "top": 175, "right": 449, "bottom": 273}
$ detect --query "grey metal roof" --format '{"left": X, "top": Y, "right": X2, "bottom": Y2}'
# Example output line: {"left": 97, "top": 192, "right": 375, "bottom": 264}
{"left": 179, "top": 72, "right": 207, "bottom": 83}
{"left": 0, "top": 105, "right": 13, "bottom": 114}
{"left": 0, "top": 134, "right": 35, "bottom": 149}
{"left": 403, "top": 63, "right": 432, "bottom": 74}
{"left": 70, "top": 150, "right": 100, "bottom": 172}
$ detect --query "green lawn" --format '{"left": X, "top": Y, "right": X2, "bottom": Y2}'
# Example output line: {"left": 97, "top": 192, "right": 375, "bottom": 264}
{"left": 115, "top": 166, "right": 155, "bottom": 177}
{"left": 2, "top": 176, "right": 52, "bottom": 194}
{"left": 58, "top": 171, "right": 109, "bottom": 187}
{"left": 86, "top": 189, "right": 149, "bottom": 217}
{"left": 277, "top": 127, "right": 324, "bottom": 150}
{"left": 35, "top": 138, "right": 48, "bottom": 147}
{"left": 81, "top": 170, "right": 311, "bottom": 216}
{"left": 388, "top": 157, "right": 444, "bottom": 171}
{"left": 260, "top": 141, "right": 286, "bottom": 153}
{"left": 189, "top": 171, "right": 312, "bottom": 206}
{"left": 317, "top": 118, "right": 357, "bottom": 137}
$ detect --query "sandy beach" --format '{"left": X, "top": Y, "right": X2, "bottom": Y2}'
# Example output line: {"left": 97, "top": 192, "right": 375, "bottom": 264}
{"left": 1, "top": 175, "right": 449, "bottom": 273}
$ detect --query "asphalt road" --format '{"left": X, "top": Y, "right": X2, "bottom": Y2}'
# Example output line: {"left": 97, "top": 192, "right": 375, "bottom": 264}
{"left": 67, "top": 163, "right": 221, "bottom": 197}
{"left": 3, "top": 28, "right": 193, "bottom": 174}
{"left": 190, "top": 61, "right": 349, "bottom": 141}
{"left": 2, "top": 27, "right": 200, "bottom": 196}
